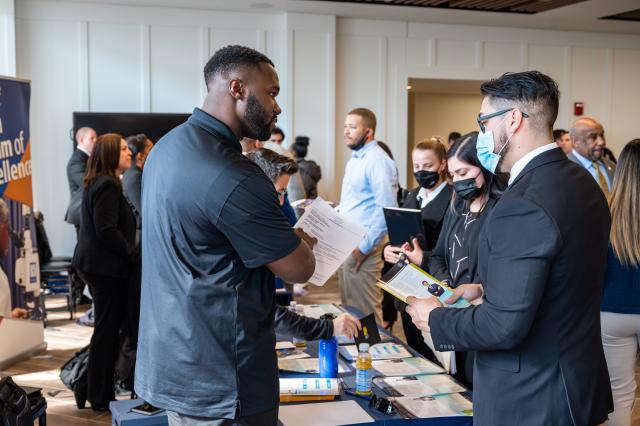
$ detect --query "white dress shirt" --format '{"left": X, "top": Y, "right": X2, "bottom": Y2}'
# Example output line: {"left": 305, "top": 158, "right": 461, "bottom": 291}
{"left": 417, "top": 181, "right": 448, "bottom": 208}
{"left": 509, "top": 143, "right": 558, "bottom": 185}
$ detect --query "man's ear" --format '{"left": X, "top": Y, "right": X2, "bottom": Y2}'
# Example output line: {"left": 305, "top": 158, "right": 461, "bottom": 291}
{"left": 229, "top": 79, "right": 245, "bottom": 101}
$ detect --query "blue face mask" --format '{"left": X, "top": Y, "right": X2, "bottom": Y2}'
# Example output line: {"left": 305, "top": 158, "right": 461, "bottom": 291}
{"left": 476, "top": 117, "right": 513, "bottom": 174}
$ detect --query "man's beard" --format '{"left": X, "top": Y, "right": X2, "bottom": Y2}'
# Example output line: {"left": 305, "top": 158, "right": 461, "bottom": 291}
{"left": 347, "top": 134, "right": 367, "bottom": 151}
{"left": 495, "top": 128, "right": 512, "bottom": 174}
{"left": 244, "top": 94, "right": 273, "bottom": 141}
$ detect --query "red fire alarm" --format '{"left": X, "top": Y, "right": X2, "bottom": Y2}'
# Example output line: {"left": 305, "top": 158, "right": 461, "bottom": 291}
{"left": 574, "top": 102, "right": 584, "bottom": 116}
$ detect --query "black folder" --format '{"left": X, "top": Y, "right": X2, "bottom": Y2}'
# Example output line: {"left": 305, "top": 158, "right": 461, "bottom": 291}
{"left": 383, "top": 207, "right": 425, "bottom": 246}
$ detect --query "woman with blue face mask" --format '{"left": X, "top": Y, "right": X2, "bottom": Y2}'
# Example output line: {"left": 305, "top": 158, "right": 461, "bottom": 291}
{"left": 382, "top": 138, "right": 452, "bottom": 361}
{"left": 402, "top": 132, "right": 505, "bottom": 389}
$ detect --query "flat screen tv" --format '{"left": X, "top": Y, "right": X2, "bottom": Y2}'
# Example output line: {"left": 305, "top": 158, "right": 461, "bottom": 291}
{"left": 71, "top": 112, "right": 190, "bottom": 146}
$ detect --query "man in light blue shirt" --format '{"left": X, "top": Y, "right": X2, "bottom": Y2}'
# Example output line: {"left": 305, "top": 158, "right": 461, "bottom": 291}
{"left": 567, "top": 117, "right": 615, "bottom": 197}
{"left": 338, "top": 108, "right": 398, "bottom": 323}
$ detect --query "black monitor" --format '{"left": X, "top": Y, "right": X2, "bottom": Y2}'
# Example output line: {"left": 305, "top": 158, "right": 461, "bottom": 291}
{"left": 71, "top": 112, "right": 190, "bottom": 146}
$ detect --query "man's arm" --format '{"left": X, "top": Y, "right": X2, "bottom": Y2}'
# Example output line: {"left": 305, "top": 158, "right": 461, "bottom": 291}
{"left": 357, "top": 155, "right": 399, "bottom": 255}
{"left": 268, "top": 239, "right": 315, "bottom": 283}
{"left": 427, "top": 198, "right": 561, "bottom": 352}
{"left": 274, "top": 304, "right": 333, "bottom": 341}
{"left": 67, "top": 153, "right": 86, "bottom": 194}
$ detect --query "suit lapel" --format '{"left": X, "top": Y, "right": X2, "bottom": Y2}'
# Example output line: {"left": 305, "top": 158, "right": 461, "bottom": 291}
{"left": 509, "top": 147, "right": 567, "bottom": 189}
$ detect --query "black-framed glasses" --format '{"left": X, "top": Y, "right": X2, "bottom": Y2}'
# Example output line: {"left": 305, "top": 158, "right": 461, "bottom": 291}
{"left": 369, "top": 393, "right": 396, "bottom": 415}
{"left": 477, "top": 108, "right": 529, "bottom": 133}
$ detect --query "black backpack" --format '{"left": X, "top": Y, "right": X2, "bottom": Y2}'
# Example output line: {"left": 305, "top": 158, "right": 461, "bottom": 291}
{"left": 0, "top": 376, "right": 31, "bottom": 426}
{"left": 59, "top": 346, "right": 89, "bottom": 408}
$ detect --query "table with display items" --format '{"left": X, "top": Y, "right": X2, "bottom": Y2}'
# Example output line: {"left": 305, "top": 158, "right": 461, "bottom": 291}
{"left": 110, "top": 305, "right": 473, "bottom": 426}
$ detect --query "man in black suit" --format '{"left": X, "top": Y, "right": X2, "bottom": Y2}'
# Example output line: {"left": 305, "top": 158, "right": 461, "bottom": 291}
{"left": 65, "top": 127, "right": 96, "bottom": 231}
{"left": 406, "top": 71, "right": 613, "bottom": 425}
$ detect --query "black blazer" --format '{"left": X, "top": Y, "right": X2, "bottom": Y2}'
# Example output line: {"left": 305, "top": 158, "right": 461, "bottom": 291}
{"left": 72, "top": 175, "right": 136, "bottom": 279}
{"left": 426, "top": 197, "right": 497, "bottom": 287}
{"left": 64, "top": 149, "right": 89, "bottom": 226}
{"left": 429, "top": 148, "right": 613, "bottom": 425}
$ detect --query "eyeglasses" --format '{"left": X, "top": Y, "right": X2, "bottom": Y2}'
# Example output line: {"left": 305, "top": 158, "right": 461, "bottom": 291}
{"left": 477, "top": 108, "right": 529, "bottom": 133}
{"left": 369, "top": 393, "right": 396, "bottom": 415}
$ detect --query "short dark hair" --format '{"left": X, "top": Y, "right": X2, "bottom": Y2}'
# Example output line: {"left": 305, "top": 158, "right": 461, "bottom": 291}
{"left": 447, "top": 131, "right": 505, "bottom": 213}
{"left": 553, "top": 129, "right": 568, "bottom": 141}
{"left": 203, "top": 45, "right": 274, "bottom": 88}
{"left": 126, "top": 133, "right": 150, "bottom": 157}
{"left": 480, "top": 71, "right": 559, "bottom": 133}
{"left": 348, "top": 108, "right": 377, "bottom": 133}
{"left": 448, "top": 132, "right": 461, "bottom": 142}
{"left": 271, "top": 127, "right": 285, "bottom": 140}
{"left": 292, "top": 136, "right": 310, "bottom": 159}
{"left": 246, "top": 148, "right": 299, "bottom": 183}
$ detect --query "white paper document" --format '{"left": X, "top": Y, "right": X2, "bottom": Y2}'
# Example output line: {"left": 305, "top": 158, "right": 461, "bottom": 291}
{"left": 278, "top": 358, "right": 346, "bottom": 374}
{"left": 294, "top": 197, "right": 367, "bottom": 286}
{"left": 339, "top": 343, "right": 413, "bottom": 361}
{"left": 372, "top": 357, "right": 445, "bottom": 376}
{"left": 390, "top": 394, "right": 473, "bottom": 418}
{"left": 374, "top": 374, "right": 466, "bottom": 397}
{"left": 278, "top": 400, "right": 374, "bottom": 426}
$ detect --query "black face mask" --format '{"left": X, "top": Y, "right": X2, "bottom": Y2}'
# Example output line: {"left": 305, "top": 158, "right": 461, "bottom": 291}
{"left": 347, "top": 134, "right": 368, "bottom": 151}
{"left": 453, "top": 177, "right": 482, "bottom": 200}
{"left": 414, "top": 170, "right": 440, "bottom": 189}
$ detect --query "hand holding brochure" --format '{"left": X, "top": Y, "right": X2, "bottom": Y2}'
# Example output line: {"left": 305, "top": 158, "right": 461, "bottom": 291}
{"left": 294, "top": 197, "right": 367, "bottom": 286}
{"left": 377, "top": 261, "right": 470, "bottom": 308}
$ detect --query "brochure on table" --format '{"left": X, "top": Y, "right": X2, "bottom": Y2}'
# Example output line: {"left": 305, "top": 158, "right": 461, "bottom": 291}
{"left": 374, "top": 374, "right": 466, "bottom": 397}
{"left": 390, "top": 394, "right": 473, "bottom": 419}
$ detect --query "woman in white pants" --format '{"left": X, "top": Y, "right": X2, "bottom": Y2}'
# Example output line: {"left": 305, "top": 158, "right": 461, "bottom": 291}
{"left": 601, "top": 139, "right": 640, "bottom": 426}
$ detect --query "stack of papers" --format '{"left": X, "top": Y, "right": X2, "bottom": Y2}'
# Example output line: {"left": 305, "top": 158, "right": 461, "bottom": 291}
{"left": 390, "top": 394, "right": 473, "bottom": 419}
{"left": 339, "top": 343, "right": 412, "bottom": 361}
{"left": 278, "top": 400, "right": 374, "bottom": 425}
{"left": 374, "top": 374, "right": 466, "bottom": 397}
{"left": 302, "top": 303, "right": 345, "bottom": 319}
{"left": 372, "top": 357, "right": 445, "bottom": 376}
{"left": 279, "top": 378, "right": 340, "bottom": 396}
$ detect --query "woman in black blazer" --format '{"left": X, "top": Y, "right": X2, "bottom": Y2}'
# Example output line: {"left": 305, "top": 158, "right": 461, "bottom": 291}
{"left": 72, "top": 133, "right": 135, "bottom": 411}
{"left": 382, "top": 139, "right": 452, "bottom": 359}
{"left": 402, "top": 132, "right": 504, "bottom": 388}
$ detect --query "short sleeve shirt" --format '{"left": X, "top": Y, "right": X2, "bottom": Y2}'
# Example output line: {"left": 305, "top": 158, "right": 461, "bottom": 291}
{"left": 135, "top": 108, "right": 301, "bottom": 418}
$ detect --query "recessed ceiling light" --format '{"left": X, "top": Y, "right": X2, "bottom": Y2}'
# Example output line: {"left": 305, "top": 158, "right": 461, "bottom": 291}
{"left": 407, "top": 85, "right": 412, "bottom": 90}
{"left": 250, "top": 2, "right": 273, "bottom": 8}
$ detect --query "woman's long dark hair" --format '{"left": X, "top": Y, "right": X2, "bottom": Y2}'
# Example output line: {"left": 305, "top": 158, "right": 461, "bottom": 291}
{"left": 447, "top": 131, "right": 505, "bottom": 214}
{"left": 84, "top": 133, "right": 123, "bottom": 190}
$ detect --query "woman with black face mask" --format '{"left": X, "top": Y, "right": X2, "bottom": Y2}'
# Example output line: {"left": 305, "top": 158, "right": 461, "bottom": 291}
{"left": 402, "top": 132, "right": 505, "bottom": 389}
{"left": 382, "top": 138, "right": 452, "bottom": 361}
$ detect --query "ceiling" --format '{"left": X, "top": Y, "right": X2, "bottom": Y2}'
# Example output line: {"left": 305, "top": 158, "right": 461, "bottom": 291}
{"left": 43, "top": 0, "right": 640, "bottom": 34}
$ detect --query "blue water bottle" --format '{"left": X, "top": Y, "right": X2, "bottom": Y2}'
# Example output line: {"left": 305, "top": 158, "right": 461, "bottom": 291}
{"left": 319, "top": 336, "right": 338, "bottom": 378}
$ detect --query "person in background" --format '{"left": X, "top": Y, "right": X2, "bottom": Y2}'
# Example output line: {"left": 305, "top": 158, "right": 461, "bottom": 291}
{"left": 553, "top": 128, "right": 572, "bottom": 154}
{"left": 383, "top": 139, "right": 452, "bottom": 356}
{"left": 123, "top": 133, "right": 153, "bottom": 236}
{"left": 0, "top": 198, "right": 28, "bottom": 324}
{"left": 568, "top": 117, "right": 615, "bottom": 197}
{"left": 402, "top": 132, "right": 503, "bottom": 388}
{"left": 263, "top": 127, "right": 287, "bottom": 155}
{"left": 600, "top": 139, "right": 640, "bottom": 426}
{"left": 377, "top": 141, "right": 407, "bottom": 206}
{"left": 338, "top": 107, "right": 398, "bottom": 324}
{"left": 65, "top": 127, "right": 97, "bottom": 232}
{"left": 290, "top": 136, "right": 322, "bottom": 199}
{"left": 72, "top": 133, "right": 136, "bottom": 411}
{"left": 604, "top": 145, "right": 618, "bottom": 164}
{"left": 246, "top": 148, "right": 361, "bottom": 340}
{"left": 447, "top": 131, "right": 461, "bottom": 149}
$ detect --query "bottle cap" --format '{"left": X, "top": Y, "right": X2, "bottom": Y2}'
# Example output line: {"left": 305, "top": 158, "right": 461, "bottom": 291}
{"left": 358, "top": 343, "right": 369, "bottom": 352}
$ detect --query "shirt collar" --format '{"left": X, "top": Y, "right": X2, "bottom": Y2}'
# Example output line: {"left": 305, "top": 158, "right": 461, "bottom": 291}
{"left": 418, "top": 181, "right": 447, "bottom": 205}
{"left": 509, "top": 143, "right": 558, "bottom": 185}
{"left": 351, "top": 139, "right": 378, "bottom": 159}
{"left": 77, "top": 145, "right": 90, "bottom": 156}
{"left": 572, "top": 149, "right": 598, "bottom": 169}
{"left": 188, "top": 108, "right": 241, "bottom": 152}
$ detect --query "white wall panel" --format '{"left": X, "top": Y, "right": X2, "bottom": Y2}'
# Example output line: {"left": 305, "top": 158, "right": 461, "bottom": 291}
{"left": 16, "top": 18, "right": 82, "bottom": 255}
{"left": 484, "top": 42, "right": 523, "bottom": 71}
{"left": 527, "top": 44, "right": 570, "bottom": 129}
{"left": 150, "top": 25, "right": 202, "bottom": 113}
{"left": 570, "top": 47, "right": 609, "bottom": 128}
{"left": 210, "top": 29, "right": 260, "bottom": 55}
{"left": 609, "top": 48, "right": 640, "bottom": 154}
{"left": 406, "top": 38, "right": 430, "bottom": 66}
{"left": 436, "top": 40, "right": 476, "bottom": 68}
{"left": 89, "top": 22, "right": 143, "bottom": 112}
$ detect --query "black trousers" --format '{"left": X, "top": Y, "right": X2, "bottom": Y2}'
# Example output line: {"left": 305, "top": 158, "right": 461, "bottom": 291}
{"left": 80, "top": 271, "right": 127, "bottom": 405}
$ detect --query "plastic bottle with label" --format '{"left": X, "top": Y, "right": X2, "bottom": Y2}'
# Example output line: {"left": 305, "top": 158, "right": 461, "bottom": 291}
{"left": 355, "top": 343, "right": 372, "bottom": 396}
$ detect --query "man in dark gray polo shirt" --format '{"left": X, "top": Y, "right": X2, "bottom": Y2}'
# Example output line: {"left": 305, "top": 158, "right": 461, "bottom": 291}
{"left": 135, "top": 45, "right": 316, "bottom": 426}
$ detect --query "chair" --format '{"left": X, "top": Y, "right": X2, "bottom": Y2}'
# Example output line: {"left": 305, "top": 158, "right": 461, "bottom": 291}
{"left": 33, "top": 211, "right": 77, "bottom": 326}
